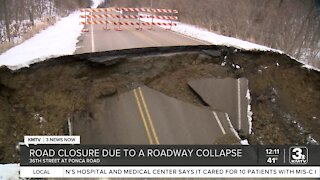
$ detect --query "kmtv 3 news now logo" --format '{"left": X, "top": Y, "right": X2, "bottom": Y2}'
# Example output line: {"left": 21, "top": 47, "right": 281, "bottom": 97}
{"left": 289, "top": 146, "right": 308, "bottom": 165}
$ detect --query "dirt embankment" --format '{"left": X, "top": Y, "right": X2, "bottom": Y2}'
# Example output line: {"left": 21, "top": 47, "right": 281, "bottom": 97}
{"left": 0, "top": 45, "right": 319, "bottom": 163}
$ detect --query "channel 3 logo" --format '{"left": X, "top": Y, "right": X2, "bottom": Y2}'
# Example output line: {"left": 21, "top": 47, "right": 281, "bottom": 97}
{"left": 289, "top": 146, "right": 308, "bottom": 165}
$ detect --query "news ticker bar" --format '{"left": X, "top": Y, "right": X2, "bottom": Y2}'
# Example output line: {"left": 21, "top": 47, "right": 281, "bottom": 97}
{"left": 20, "top": 166, "right": 320, "bottom": 178}
{"left": 20, "top": 145, "right": 320, "bottom": 166}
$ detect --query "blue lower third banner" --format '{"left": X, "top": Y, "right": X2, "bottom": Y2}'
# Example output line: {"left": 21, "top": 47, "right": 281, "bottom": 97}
{"left": 20, "top": 145, "right": 320, "bottom": 178}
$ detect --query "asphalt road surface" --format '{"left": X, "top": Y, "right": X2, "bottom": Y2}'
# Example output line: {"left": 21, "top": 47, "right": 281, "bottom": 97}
{"left": 188, "top": 78, "right": 250, "bottom": 135}
{"left": 75, "top": 15, "right": 209, "bottom": 54}
{"left": 73, "top": 86, "right": 240, "bottom": 144}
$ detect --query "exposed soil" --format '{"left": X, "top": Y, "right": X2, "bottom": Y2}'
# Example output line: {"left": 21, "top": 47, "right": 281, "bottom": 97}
{"left": 0, "top": 45, "right": 319, "bottom": 163}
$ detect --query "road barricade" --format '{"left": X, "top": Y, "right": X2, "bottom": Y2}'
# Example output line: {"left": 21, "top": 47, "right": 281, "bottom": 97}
{"left": 80, "top": 7, "right": 178, "bottom": 31}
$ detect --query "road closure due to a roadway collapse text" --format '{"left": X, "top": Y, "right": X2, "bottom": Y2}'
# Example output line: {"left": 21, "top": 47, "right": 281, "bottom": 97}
{"left": 20, "top": 145, "right": 320, "bottom": 166}
{"left": 28, "top": 147, "right": 242, "bottom": 158}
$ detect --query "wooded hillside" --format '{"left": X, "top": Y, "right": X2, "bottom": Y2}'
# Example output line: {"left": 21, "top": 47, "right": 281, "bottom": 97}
{"left": 0, "top": 0, "right": 91, "bottom": 43}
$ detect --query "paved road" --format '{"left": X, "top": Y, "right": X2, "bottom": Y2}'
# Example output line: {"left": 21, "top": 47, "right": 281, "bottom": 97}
{"left": 75, "top": 16, "right": 209, "bottom": 54}
{"left": 73, "top": 86, "right": 240, "bottom": 144}
{"left": 72, "top": 14, "right": 246, "bottom": 144}
{"left": 188, "top": 78, "right": 251, "bottom": 135}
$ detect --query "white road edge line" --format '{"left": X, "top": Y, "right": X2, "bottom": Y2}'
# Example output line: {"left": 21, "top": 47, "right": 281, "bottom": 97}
{"left": 212, "top": 111, "right": 226, "bottom": 135}
{"left": 224, "top": 113, "right": 241, "bottom": 140}
{"left": 90, "top": 15, "right": 95, "bottom": 52}
{"left": 237, "top": 78, "right": 241, "bottom": 130}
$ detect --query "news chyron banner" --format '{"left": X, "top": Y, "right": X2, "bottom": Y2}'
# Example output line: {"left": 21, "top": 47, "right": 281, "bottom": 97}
{"left": 20, "top": 136, "right": 320, "bottom": 178}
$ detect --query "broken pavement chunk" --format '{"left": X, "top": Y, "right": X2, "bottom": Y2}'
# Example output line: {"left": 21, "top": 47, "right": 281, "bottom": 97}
{"left": 188, "top": 78, "right": 251, "bottom": 135}
{"left": 73, "top": 85, "right": 241, "bottom": 144}
{"left": 202, "top": 49, "right": 222, "bottom": 57}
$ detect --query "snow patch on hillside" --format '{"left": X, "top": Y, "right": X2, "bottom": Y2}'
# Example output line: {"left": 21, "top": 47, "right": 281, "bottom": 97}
{"left": 0, "top": 11, "right": 83, "bottom": 70}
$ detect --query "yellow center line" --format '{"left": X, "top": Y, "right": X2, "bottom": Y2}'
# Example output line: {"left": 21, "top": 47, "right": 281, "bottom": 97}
{"left": 127, "top": 27, "right": 162, "bottom": 46}
{"left": 138, "top": 87, "right": 160, "bottom": 145}
{"left": 133, "top": 89, "right": 153, "bottom": 144}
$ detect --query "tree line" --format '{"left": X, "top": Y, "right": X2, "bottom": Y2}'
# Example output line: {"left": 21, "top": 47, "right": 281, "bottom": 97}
{"left": 106, "top": 0, "right": 320, "bottom": 67}
{"left": 0, "top": 0, "right": 91, "bottom": 42}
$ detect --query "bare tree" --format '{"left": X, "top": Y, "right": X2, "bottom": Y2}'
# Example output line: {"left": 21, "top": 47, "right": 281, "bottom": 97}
{"left": 3, "top": 0, "right": 10, "bottom": 42}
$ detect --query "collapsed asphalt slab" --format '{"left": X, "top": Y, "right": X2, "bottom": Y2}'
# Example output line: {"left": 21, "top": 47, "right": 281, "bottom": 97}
{"left": 0, "top": 45, "right": 319, "bottom": 163}
{"left": 73, "top": 86, "right": 241, "bottom": 145}
{"left": 188, "top": 78, "right": 251, "bottom": 135}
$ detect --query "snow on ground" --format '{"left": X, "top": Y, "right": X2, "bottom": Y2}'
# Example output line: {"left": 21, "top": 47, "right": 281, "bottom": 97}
{"left": 91, "top": 0, "right": 104, "bottom": 8}
{"left": 140, "top": 16, "right": 281, "bottom": 52}
{"left": 302, "top": 64, "right": 320, "bottom": 72}
{"left": 141, "top": 16, "right": 320, "bottom": 72}
{"left": 0, "top": 164, "right": 20, "bottom": 180}
{"left": 246, "top": 89, "right": 253, "bottom": 135}
{"left": 171, "top": 24, "right": 280, "bottom": 52}
{"left": 0, "top": 11, "right": 83, "bottom": 70}
{"left": 240, "top": 139, "right": 249, "bottom": 145}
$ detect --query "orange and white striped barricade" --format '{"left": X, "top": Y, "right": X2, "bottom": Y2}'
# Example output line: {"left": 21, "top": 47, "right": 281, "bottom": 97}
{"left": 81, "top": 21, "right": 177, "bottom": 27}
{"left": 80, "top": 8, "right": 113, "bottom": 31}
{"left": 80, "top": 8, "right": 89, "bottom": 32}
{"left": 80, "top": 8, "right": 179, "bottom": 31}
{"left": 115, "top": 7, "right": 178, "bottom": 31}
